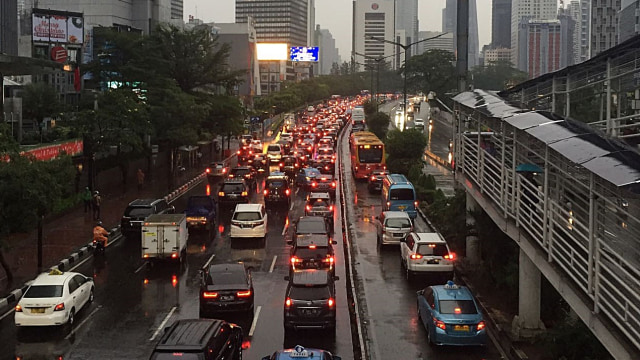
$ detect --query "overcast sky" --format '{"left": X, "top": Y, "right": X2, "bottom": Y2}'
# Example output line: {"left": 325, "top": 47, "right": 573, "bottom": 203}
{"left": 183, "top": 0, "right": 495, "bottom": 59}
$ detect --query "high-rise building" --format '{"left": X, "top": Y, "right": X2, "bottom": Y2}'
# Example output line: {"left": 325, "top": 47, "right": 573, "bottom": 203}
{"left": 442, "top": 0, "right": 480, "bottom": 68}
{"left": 619, "top": 0, "right": 639, "bottom": 43}
{"left": 395, "top": 0, "right": 418, "bottom": 56}
{"left": 316, "top": 25, "right": 340, "bottom": 75}
{"left": 567, "top": 0, "right": 590, "bottom": 63}
{"left": 418, "top": 31, "right": 454, "bottom": 54}
{"left": 511, "top": 0, "right": 558, "bottom": 68}
{"left": 492, "top": 0, "right": 512, "bottom": 49}
{"left": 0, "top": 0, "right": 18, "bottom": 56}
{"left": 352, "top": 0, "right": 396, "bottom": 69}
{"left": 484, "top": 47, "right": 512, "bottom": 64}
{"left": 236, "top": 0, "right": 309, "bottom": 47}
{"left": 171, "top": 0, "right": 183, "bottom": 20}
{"left": 308, "top": 0, "right": 315, "bottom": 47}
{"left": 590, "top": 0, "right": 621, "bottom": 57}
{"left": 517, "top": 17, "right": 574, "bottom": 78}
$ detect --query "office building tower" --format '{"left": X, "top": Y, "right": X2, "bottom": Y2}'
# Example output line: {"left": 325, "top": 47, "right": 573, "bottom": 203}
{"left": 316, "top": 26, "right": 340, "bottom": 75}
{"left": 492, "top": 0, "right": 512, "bottom": 49}
{"left": 418, "top": 31, "right": 454, "bottom": 54}
{"left": 352, "top": 0, "right": 396, "bottom": 69}
{"left": 484, "top": 47, "right": 512, "bottom": 64}
{"left": 442, "top": 0, "right": 479, "bottom": 68}
{"left": 619, "top": 0, "right": 639, "bottom": 43}
{"left": 395, "top": 0, "right": 418, "bottom": 56}
{"left": 590, "top": 0, "right": 621, "bottom": 57}
{"left": 511, "top": 0, "right": 558, "bottom": 68}
{"left": 0, "top": 0, "right": 19, "bottom": 56}
{"left": 171, "top": 0, "right": 183, "bottom": 20}
{"left": 567, "top": 0, "right": 590, "bottom": 64}
{"left": 236, "top": 0, "right": 310, "bottom": 47}
{"left": 517, "top": 17, "right": 574, "bottom": 78}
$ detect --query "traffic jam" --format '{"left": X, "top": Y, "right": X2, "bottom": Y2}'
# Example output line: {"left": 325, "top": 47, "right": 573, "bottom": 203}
{"left": 1, "top": 95, "right": 497, "bottom": 360}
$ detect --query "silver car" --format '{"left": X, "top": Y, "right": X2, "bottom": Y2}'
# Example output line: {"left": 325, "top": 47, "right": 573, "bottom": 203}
{"left": 375, "top": 211, "right": 413, "bottom": 246}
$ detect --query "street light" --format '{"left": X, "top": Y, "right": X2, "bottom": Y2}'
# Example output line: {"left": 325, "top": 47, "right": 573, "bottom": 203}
{"left": 367, "top": 33, "right": 449, "bottom": 119}
{"left": 353, "top": 51, "right": 397, "bottom": 112}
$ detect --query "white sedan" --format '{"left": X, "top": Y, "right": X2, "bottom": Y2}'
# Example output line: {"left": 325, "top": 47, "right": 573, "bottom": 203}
{"left": 15, "top": 270, "right": 94, "bottom": 327}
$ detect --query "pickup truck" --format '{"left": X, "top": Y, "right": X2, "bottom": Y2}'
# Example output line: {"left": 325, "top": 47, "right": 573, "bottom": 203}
{"left": 184, "top": 195, "right": 217, "bottom": 234}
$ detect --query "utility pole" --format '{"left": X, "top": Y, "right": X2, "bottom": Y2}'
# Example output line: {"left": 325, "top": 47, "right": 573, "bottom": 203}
{"left": 456, "top": 0, "right": 469, "bottom": 92}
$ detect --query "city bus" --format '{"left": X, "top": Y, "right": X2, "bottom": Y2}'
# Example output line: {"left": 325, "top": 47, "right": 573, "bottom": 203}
{"left": 350, "top": 132, "right": 386, "bottom": 179}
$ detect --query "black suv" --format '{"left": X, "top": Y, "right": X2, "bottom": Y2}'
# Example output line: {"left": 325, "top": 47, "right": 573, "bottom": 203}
{"left": 228, "top": 166, "right": 256, "bottom": 186}
{"left": 199, "top": 263, "right": 254, "bottom": 318}
{"left": 283, "top": 269, "right": 339, "bottom": 333}
{"left": 218, "top": 179, "right": 249, "bottom": 207}
{"left": 149, "top": 319, "right": 243, "bottom": 360}
{"left": 121, "top": 198, "right": 175, "bottom": 239}
{"left": 287, "top": 234, "right": 337, "bottom": 274}
{"left": 264, "top": 173, "right": 292, "bottom": 208}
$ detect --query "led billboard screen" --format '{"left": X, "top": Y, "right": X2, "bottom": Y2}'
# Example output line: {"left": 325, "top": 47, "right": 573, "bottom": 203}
{"left": 290, "top": 47, "right": 319, "bottom": 62}
{"left": 257, "top": 43, "right": 288, "bottom": 60}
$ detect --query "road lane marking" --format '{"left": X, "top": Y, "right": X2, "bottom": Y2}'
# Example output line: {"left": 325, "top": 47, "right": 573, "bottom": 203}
{"left": 65, "top": 305, "right": 102, "bottom": 340}
{"left": 269, "top": 256, "right": 277, "bottom": 273}
{"left": 0, "top": 307, "right": 15, "bottom": 321}
{"left": 289, "top": 201, "right": 294, "bottom": 211}
{"left": 248, "top": 305, "right": 261, "bottom": 337}
{"left": 69, "top": 251, "right": 96, "bottom": 271}
{"left": 295, "top": 188, "right": 299, "bottom": 196}
{"left": 281, "top": 222, "right": 289, "bottom": 236}
{"left": 149, "top": 306, "right": 177, "bottom": 341}
{"left": 134, "top": 262, "right": 148, "bottom": 274}
{"left": 203, "top": 253, "right": 216, "bottom": 270}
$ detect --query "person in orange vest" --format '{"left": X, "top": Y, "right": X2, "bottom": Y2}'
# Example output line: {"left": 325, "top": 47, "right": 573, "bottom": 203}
{"left": 93, "top": 221, "right": 108, "bottom": 249}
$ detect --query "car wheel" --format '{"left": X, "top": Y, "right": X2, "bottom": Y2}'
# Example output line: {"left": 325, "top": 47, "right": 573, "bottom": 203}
{"left": 88, "top": 289, "right": 94, "bottom": 304}
{"left": 416, "top": 301, "right": 422, "bottom": 323}
{"left": 427, "top": 326, "right": 435, "bottom": 346}
{"left": 68, "top": 309, "right": 75, "bottom": 326}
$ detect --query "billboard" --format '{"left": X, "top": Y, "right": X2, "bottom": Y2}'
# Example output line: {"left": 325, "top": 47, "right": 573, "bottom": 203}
{"left": 32, "top": 9, "right": 84, "bottom": 44}
{"left": 256, "top": 43, "right": 288, "bottom": 60}
{"left": 290, "top": 47, "right": 319, "bottom": 62}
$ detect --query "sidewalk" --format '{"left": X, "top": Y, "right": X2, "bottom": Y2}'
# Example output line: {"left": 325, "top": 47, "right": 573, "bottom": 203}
{"left": 0, "top": 138, "right": 239, "bottom": 297}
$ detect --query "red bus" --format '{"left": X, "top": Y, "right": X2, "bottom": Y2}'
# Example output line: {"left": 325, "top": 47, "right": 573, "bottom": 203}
{"left": 350, "top": 132, "right": 385, "bottom": 179}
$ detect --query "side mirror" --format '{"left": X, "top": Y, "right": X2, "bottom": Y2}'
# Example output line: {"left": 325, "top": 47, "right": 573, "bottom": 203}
{"left": 331, "top": 240, "right": 337, "bottom": 245}
{"left": 416, "top": 289, "right": 424, "bottom": 296}
{"left": 284, "top": 276, "right": 290, "bottom": 281}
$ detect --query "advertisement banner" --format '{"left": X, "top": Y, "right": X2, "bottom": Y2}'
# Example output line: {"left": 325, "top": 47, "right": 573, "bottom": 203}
{"left": 68, "top": 16, "right": 84, "bottom": 44}
{"left": 49, "top": 15, "right": 68, "bottom": 43}
{"left": 32, "top": 13, "right": 50, "bottom": 42}
{"left": 21, "top": 140, "right": 84, "bottom": 161}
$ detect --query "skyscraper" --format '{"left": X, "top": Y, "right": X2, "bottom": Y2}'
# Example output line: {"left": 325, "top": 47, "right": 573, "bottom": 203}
{"left": 236, "top": 0, "right": 310, "bottom": 47}
{"left": 491, "top": 0, "right": 512, "bottom": 49}
{"left": 618, "top": 0, "right": 638, "bottom": 43}
{"left": 442, "top": 0, "right": 479, "bottom": 69}
{"left": 517, "top": 17, "right": 574, "bottom": 78}
{"left": 567, "top": 0, "right": 590, "bottom": 64}
{"left": 590, "top": 0, "right": 621, "bottom": 57}
{"left": 316, "top": 25, "right": 340, "bottom": 75}
{"left": 0, "top": 0, "right": 18, "bottom": 56}
{"left": 171, "top": 0, "right": 183, "bottom": 19}
{"left": 511, "top": 0, "right": 558, "bottom": 68}
{"left": 352, "top": 0, "right": 396, "bottom": 69}
{"left": 395, "top": 0, "right": 418, "bottom": 56}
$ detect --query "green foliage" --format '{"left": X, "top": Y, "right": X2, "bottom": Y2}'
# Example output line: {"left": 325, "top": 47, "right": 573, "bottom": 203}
{"left": 404, "top": 50, "right": 456, "bottom": 98}
{"left": 367, "top": 112, "right": 390, "bottom": 140}
{"left": 20, "top": 83, "right": 62, "bottom": 132}
{"left": 202, "top": 94, "right": 245, "bottom": 137}
{"left": 424, "top": 189, "right": 467, "bottom": 255}
{"left": 362, "top": 100, "right": 376, "bottom": 116}
{"left": 470, "top": 60, "right": 529, "bottom": 91}
{"left": 385, "top": 129, "right": 427, "bottom": 173}
{"left": 541, "top": 313, "right": 612, "bottom": 360}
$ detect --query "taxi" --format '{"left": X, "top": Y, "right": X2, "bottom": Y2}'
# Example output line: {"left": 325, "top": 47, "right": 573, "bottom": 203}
{"left": 262, "top": 345, "right": 342, "bottom": 360}
{"left": 416, "top": 281, "right": 487, "bottom": 346}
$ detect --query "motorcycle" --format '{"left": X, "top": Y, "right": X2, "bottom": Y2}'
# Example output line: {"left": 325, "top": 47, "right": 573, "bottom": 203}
{"left": 93, "top": 239, "right": 106, "bottom": 255}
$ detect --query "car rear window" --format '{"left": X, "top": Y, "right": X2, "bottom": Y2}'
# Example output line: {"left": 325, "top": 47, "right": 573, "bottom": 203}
{"left": 24, "top": 285, "right": 63, "bottom": 298}
{"left": 417, "top": 243, "right": 449, "bottom": 256}
{"left": 439, "top": 300, "right": 478, "bottom": 314}
{"left": 124, "top": 206, "right": 153, "bottom": 217}
{"left": 296, "top": 219, "right": 327, "bottom": 233}
{"left": 233, "top": 211, "right": 262, "bottom": 221}
{"left": 310, "top": 200, "right": 329, "bottom": 207}
{"left": 208, "top": 269, "right": 246, "bottom": 285}
{"left": 268, "top": 181, "right": 286, "bottom": 188}
{"left": 317, "top": 176, "right": 333, "bottom": 183}
{"left": 294, "top": 247, "right": 330, "bottom": 259}
{"left": 389, "top": 188, "right": 415, "bottom": 201}
{"left": 268, "top": 145, "right": 281, "bottom": 151}
{"left": 222, "top": 184, "right": 245, "bottom": 193}
{"left": 231, "top": 168, "right": 249, "bottom": 176}
{"left": 289, "top": 286, "right": 331, "bottom": 300}
{"left": 386, "top": 218, "right": 411, "bottom": 228}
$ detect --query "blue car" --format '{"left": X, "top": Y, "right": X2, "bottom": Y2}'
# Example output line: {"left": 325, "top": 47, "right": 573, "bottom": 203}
{"left": 295, "top": 167, "right": 321, "bottom": 191}
{"left": 416, "top": 281, "right": 487, "bottom": 346}
{"left": 262, "top": 345, "right": 342, "bottom": 360}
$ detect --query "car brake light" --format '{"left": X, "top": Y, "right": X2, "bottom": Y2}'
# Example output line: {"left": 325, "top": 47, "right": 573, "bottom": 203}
{"left": 15, "top": 305, "right": 22, "bottom": 312}
{"left": 237, "top": 290, "right": 252, "bottom": 297}
{"left": 386, "top": 201, "right": 391, "bottom": 207}
{"left": 295, "top": 163, "right": 299, "bottom": 167}
{"left": 218, "top": 192, "right": 225, "bottom": 197}
{"left": 311, "top": 182, "right": 317, "bottom": 187}
{"left": 285, "top": 298, "right": 292, "bottom": 307}
{"left": 241, "top": 191, "right": 248, "bottom": 196}
{"left": 206, "top": 168, "right": 211, "bottom": 173}
{"left": 371, "top": 175, "right": 376, "bottom": 181}
{"left": 203, "top": 291, "right": 218, "bottom": 298}
{"left": 477, "top": 321, "right": 486, "bottom": 331}
{"left": 454, "top": 307, "right": 462, "bottom": 314}
{"left": 329, "top": 205, "right": 334, "bottom": 211}
{"left": 291, "top": 257, "right": 302, "bottom": 264}
{"left": 328, "top": 298, "right": 335, "bottom": 307}
{"left": 410, "top": 254, "right": 423, "bottom": 260}
{"left": 263, "top": 189, "right": 269, "bottom": 196}
{"left": 285, "top": 189, "right": 291, "bottom": 196}
{"left": 323, "top": 256, "right": 334, "bottom": 263}
{"left": 331, "top": 182, "right": 336, "bottom": 188}
{"left": 306, "top": 205, "right": 312, "bottom": 211}
{"left": 435, "top": 319, "right": 446, "bottom": 330}
{"left": 54, "top": 303, "right": 65, "bottom": 311}
{"left": 414, "top": 201, "right": 419, "bottom": 207}
{"left": 222, "top": 168, "right": 227, "bottom": 173}
{"left": 237, "top": 150, "right": 241, "bottom": 155}
{"left": 444, "top": 253, "right": 456, "bottom": 260}
{"left": 279, "top": 162, "right": 284, "bottom": 167}
{"left": 171, "top": 253, "right": 178, "bottom": 259}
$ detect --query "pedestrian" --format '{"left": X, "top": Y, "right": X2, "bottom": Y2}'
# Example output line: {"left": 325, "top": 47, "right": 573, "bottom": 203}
{"left": 137, "top": 168, "right": 145, "bottom": 192}
{"left": 81, "top": 187, "right": 92, "bottom": 213}
{"left": 92, "top": 191, "right": 102, "bottom": 220}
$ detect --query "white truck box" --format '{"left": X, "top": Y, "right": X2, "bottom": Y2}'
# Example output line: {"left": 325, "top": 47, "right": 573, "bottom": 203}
{"left": 141, "top": 214, "right": 188, "bottom": 262}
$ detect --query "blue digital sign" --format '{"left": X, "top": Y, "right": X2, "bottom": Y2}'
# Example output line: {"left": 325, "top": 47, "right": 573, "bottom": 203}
{"left": 290, "top": 46, "right": 319, "bottom": 62}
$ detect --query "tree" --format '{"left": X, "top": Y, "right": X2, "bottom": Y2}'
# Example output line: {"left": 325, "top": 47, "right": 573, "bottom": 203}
{"left": 368, "top": 112, "right": 390, "bottom": 140}
{"left": 385, "top": 129, "right": 427, "bottom": 174}
{"left": 470, "top": 60, "right": 529, "bottom": 91}
{"left": 404, "top": 49, "right": 456, "bottom": 98}
{"left": 20, "top": 83, "right": 62, "bottom": 137}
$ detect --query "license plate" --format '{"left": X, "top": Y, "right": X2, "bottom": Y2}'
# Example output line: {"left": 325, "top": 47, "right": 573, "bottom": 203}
{"left": 393, "top": 233, "right": 404, "bottom": 237}
{"left": 220, "top": 295, "right": 234, "bottom": 301}
{"left": 398, "top": 206, "right": 406, "bottom": 210}
{"left": 453, "top": 325, "right": 470, "bottom": 332}
{"left": 303, "top": 309, "right": 318, "bottom": 316}
{"left": 31, "top": 308, "right": 46, "bottom": 314}
{"left": 427, "top": 259, "right": 440, "bottom": 264}
{"left": 229, "top": 194, "right": 238, "bottom": 198}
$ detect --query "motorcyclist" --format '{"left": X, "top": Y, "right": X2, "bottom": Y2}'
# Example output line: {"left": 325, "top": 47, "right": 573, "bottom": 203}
{"left": 93, "top": 221, "right": 109, "bottom": 249}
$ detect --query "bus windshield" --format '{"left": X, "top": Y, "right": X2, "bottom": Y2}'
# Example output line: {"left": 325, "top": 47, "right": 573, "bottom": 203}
{"left": 358, "top": 148, "right": 383, "bottom": 163}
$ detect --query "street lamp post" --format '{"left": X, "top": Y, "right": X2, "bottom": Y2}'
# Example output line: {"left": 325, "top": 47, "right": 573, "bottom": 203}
{"left": 367, "top": 33, "right": 449, "bottom": 119}
{"left": 354, "top": 52, "right": 397, "bottom": 112}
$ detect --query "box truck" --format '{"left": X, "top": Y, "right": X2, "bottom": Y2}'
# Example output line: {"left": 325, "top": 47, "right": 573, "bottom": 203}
{"left": 141, "top": 214, "right": 188, "bottom": 263}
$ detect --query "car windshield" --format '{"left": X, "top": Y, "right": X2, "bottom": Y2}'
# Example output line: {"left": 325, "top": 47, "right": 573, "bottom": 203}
{"left": 125, "top": 206, "right": 153, "bottom": 217}
{"left": 284, "top": 159, "right": 296, "bottom": 165}
{"left": 268, "top": 145, "right": 280, "bottom": 152}
{"left": 24, "top": 285, "right": 63, "bottom": 298}
{"left": 390, "top": 188, "right": 415, "bottom": 201}
{"left": 268, "top": 181, "right": 286, "bottom": 189}
{"left": 297, "top": 219, "right": 326, "bottom": 233}
{"left": 208, "top": 269, "right": 246, "bottom": 285}
{"left": 231, "top": 169, "right": 249, "bottom": 176}
{"left": 439, "top": 300, "right": 478, "bottom": 314}
{"left": 222, "top": 184, "right": 245, "bottom": 193}
{"left": 417, "top": 243, "right": 449, "bottom": 256}
{"left": 233, "top": 211, "right": 262, "bottom": 221}
{"left": 386, "top": 218, "right": 412, "bottom": 228}
{"left": 289, "top": 286, "right": 331, "bottom": 300}
{"left": 150, "top": 353, "right": 202, "bottom": 360}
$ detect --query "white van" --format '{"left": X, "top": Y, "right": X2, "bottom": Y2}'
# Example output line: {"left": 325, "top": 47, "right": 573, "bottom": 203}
{"left": 230, "top": 204, "right": 268, "bottom": 241}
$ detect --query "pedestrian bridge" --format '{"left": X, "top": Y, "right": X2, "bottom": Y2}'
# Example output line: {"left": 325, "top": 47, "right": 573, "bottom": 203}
{"left": 452, "top": 89, "right": 640, "bottom": 359}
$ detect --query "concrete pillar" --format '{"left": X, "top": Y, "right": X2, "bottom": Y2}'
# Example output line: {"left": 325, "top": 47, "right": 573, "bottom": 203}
{"left": 512, "top": 248, "right": 545, "bottom": 338}
{"left": 465, "top": 192, "right": 480, "bottom": 264}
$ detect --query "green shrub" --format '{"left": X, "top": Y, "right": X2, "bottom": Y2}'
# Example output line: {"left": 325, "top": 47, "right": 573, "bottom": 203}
{"left": 541, "top": 313, "right": 612, "bottom": 360}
